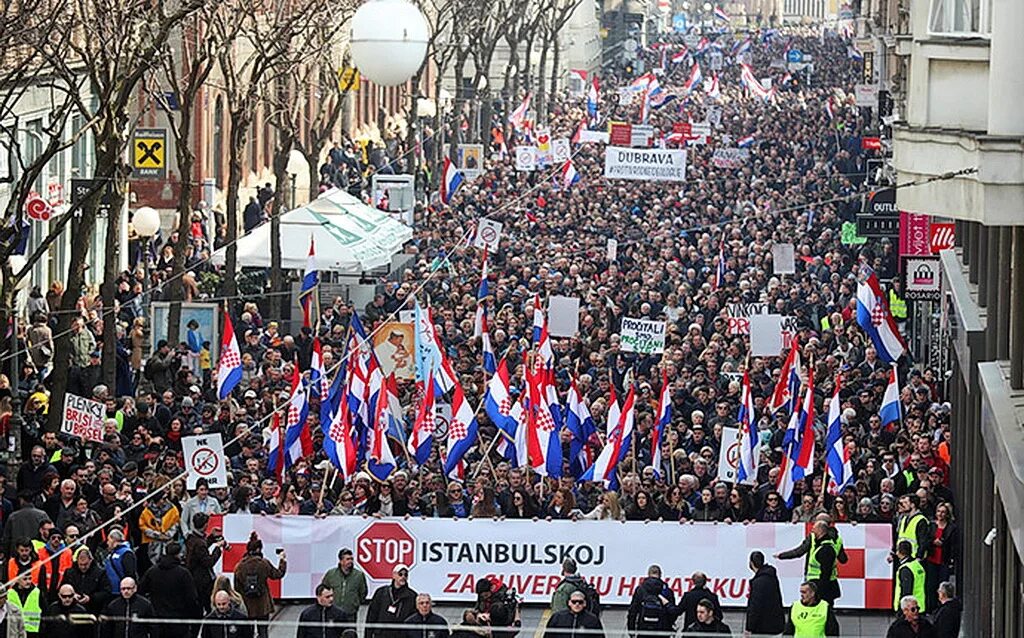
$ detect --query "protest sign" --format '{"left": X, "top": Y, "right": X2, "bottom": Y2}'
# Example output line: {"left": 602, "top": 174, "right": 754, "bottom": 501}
{"left": 61, "top": 393, "right": 106, "bottom": 443}
{"left": 727, "top": 302, "right": 769, "bottom": 335}
{"left": 548, "top": 296, "right": 581, "bottom": 337}
{"left": 536, "top": 127, "right": 552, "bottom": 164}
{"left": 183, "top": 433, "right": 229, "bottom": 489}
{"left": 579, "top": 130, "right": 609, "bottom": 144}
{"left": 711, "top": 148, "right": 750, "bottom": 169}
{"left": 474, "top": 218, "right": 503, "bottom": 250}
{"left": 781, "top": 316, "right": 800, "bottom": 349}
{"left": 606, "top": 238, "right": 618, "bottom": 261}
{"left": 750, "top": 314, "right": 784, "bottom": 357}
{"left": 620, "top": 317, "right": 666, "bottom": 354}
{"left": 552, "top": 138, "right": 571, "bottom": 163}
{"left": 515, "top": 146, "right": 537, "bottom": 171}
{"left": 604, "top": 147, "right": 686, "bottom": 182}
{"left": 716, "top": 427, "right": 743, "bottom": 484}
{"left": 772, "top": 243, "right": 796, "bottom": 274}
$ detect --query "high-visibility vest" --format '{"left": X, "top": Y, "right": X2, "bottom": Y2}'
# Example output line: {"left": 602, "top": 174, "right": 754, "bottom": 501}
{"left": 894, "top": 558, "right": 927, "bottom": 613}
{"left": 6, "top": 557, "right": 44, "bottom": 589}
{"left": 897, "top": 512, "right": 927, "bottom": 557}
{"left": 889, "top": 289, "right": 907, "bottom": 319}
{"left": 7, "top": 587, "right": 42, "bottom": 633}
{"left": 790, "top": 599, "right": 830, "bottom": 637}
{"left": 806, "top": 537, "right": 839, "bottom": 581}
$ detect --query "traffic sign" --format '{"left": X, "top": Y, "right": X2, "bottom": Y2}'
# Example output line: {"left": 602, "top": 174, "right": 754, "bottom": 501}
{"left": 182, "top": 433, "right": 228, "bottom": 489}
{"left": 356, "top": 521, "right": 416, "bottom": 580}
{"left": 132, "top": 128, "right": 167, "bottom": 179}
{"left": 786, "top": 49, "right": 803, "bottom": 64}
{"left": 70, "top": 178, "right": 115, "bottom": 217}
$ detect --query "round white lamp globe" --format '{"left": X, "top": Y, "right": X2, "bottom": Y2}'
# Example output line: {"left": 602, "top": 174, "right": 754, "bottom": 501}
{"left": 133, "top": 206, "right": 161, "bottom": 238}
{"left": 350, "top": 0, "right": 429, "bottom": 87}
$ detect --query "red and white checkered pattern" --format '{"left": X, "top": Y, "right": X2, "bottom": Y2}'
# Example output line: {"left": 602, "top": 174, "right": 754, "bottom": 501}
{"left": 449, "top": 417, "right": 468, "bottom": 440}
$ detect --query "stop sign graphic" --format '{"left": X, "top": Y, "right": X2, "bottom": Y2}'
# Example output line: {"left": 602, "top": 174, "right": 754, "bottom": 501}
{"left": 356, "top": 522, "right": 416, "bottom": 580}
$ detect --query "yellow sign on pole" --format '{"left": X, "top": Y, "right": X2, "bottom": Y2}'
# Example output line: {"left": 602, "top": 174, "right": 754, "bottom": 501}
{"left": 337, "top": 67, "right": 361, "bottom": 92}
{"left": 132, "top": 128, "right": 167, "bottom": 179}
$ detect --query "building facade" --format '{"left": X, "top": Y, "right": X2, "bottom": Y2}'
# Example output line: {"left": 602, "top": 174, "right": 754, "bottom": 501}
{"left": 892, "top": 0, "right": 1023, "bottom": 634}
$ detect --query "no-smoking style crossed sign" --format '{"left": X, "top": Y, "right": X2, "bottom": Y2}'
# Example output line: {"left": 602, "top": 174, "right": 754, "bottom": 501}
{"left": 191, "top": 447, "right": 220, "bottom": 475}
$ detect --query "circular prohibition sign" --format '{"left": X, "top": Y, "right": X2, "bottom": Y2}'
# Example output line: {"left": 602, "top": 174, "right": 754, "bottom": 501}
{"left": 190, "top": 446, "right": 221, "bottom": 476}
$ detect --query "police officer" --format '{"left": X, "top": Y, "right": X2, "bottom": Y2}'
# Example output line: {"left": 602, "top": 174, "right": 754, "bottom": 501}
{"left": 891, "top": 495, "right": 930, "bottom": 563}
{"left": 893, "top": 541, "right": 927, "bottom": 615}
{"left": 784, "top": 581, "right": 839, "bottom": 637}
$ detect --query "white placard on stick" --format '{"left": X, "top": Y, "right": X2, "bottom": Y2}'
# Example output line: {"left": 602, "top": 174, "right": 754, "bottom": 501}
{"left": 716, "top": 426, "right": 742, "bottom": 484}
{"left": 61, "top": 393, "right": 106, "bottom": 443}
{"left": 750, "top": 314, "right": 784, "bottom": 357}
{"left": 772, "top": 243, "right": 796, "bottom": 274}
{"left": 552, "top": 138, "right": 571, "bottom": 163}
{"left": 606, "top": 238, "right": 618, "bottom": 261}
{"left": 182, "top": 433, "right": 229, "bottom": 490}
{"left": 515, "top": 146, "right": 537, "bottom": 171}
{"left": 474, "top": 218, "right": 503, "bottom": 250}
{"left": 619, "top": 317, "right": 666, "bottom": 354}
{"left": 548, "top": 296, "right": 581, "bottom": 337}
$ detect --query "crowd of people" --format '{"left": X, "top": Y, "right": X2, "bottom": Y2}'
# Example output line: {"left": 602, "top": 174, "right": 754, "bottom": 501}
{"left": 0, "top": 20, "right": 963, "bottom": 638}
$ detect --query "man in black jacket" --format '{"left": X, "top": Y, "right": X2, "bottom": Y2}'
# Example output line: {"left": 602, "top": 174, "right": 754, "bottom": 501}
{"left": 886, "top": 595, "right": 937, "bottom": 638}
{"left": 930, "top": 581, "right": 962, "bottom": 638}
{"left": 404, "top": 593, "right": 450, "bottom": 638}
{"left": 60, "top": 547, "right": 110, "bottom": 614}
{"left": 366, "top": 565, "right": 418, "bottom": 638}
{"left": 745, "top": 551, "right": 785, "bottom": 636}
{"left": 545, "top": 591, "right": 603, "bottom": 638}
{"left": 627, "top": 564, "right": 679, "bottom": 635}
{"left": 202, "top": 591, "right": 254, "bottom": 638}
{"left": 683, "top": 599, "right": 731, "bottom": 634}
{"left": 677, "top": 571, "right": 721, "bottom": 630}
{"left": 41, "top": 584, "right": 90, "bottom": 638}
{"left": 138, "top": 542, "right": 200, "bottom": 638}
{"left": 102, "top": 577, "right": 155, "bottom": 638}
{"left": 297, "top": 584, "right": 350, "bottom": 638}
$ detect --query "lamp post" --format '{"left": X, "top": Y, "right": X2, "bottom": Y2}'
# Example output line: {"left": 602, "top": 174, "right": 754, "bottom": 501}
{"left": 132, "top": 206, "right": 160, "bottom": 321}
{"left": 349, "top": 0, "right": 429, "bottom": 87}
{"left": 5, "top": 255, "right": 29, "bottom": 459}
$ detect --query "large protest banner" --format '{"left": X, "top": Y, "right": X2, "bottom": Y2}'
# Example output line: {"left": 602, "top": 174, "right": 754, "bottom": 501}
{"left": 62, "top": 393, "right": 106, "bottom": 442}
{"left": 619, "top": 317, "right": 666, "bottom": 353}
{"left": 604, "top": 147, "right": 686, "bottom": 182}
{"left": 213, "top": 515, "right": 894, "bottom": 609}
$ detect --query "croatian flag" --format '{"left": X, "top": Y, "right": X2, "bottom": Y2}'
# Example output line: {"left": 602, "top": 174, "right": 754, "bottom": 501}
{"left": 856, "top": 269, "right": 907, "bottom": 363}
{"left": 825, "top": 97, "right": 836, "bottom": 121}
{"left": 704, "top": 74, "right": 720, "bottom": 100}
{"left": 267, "top": 412, "right": 284, "bottom": 479}
{"left": 714, "top": 6, "right": 730, "bottom": 22}
{"left": 439, "top": 157, "right": 465, "bottom": 204}
{"left": 216, "top": 311, "right": 243, "bottom": 400}
{"left": 713, "top": 234, "right": 727, "bottom": 290}
{"left": 777, "top": 367, "right": 814, "bottom": 506}
{"left": 414, "top": 300, "right": 458, "bottom": 396}
{"left": 571, "top": 118, "right": 586, "bottom": 146}
{"left": 442, "top": 382, "right": 480, "bottom": 480}
{"left": 298, "top": 237, "right": 319, "bottom": 329}
{"left": 737, "top": 134, "right": 755, "bottom": 148}
{"left": 650, "top": 92, "right": 677, "bottom": 110}
{"left": 565, "top": 379, "right": 597, "bottom": 477}
{"left": 671, "top": 50, "right": 688, "bottom": 64}
{"left": 770, "top": 338, "right": 802, "bottom": 415}
{"left": 308, "top": 337, "right": 328, "bottom": 402}
{"left": 323, "top": 370, "right": 358, "bottom": 479}
{"left": 408, "top": 373, "right": 436, "bottom": 464}
{"left": 732, "top": 38, "right": 752, "bottom": 57}
{"left": 473, "top": 249, "right": 490, "bottom": 338}
{"left": 283, "top": 364, "right": 312, "bottom": 471}
{"left": 480, "top": 309, "right": 496, "bottom": 375}
{"left": 650, "top": 369, "right": 671, "bottom": 480}
{"left": 684, "top": 63, "right": 703, "bottom": 93}
{"left": 879, "top": 365, "right": 902, "bottom": 429}
{"left": 587, "top": 76, "right": 599, "bottom": 121}
{"left": 526, "top": 353, "right": 562, "bottom": 478}
{"left": 740, "top": 64, "right": 773, "bottom": 101}
{"left": 367, "top": 375, "right": 398, "bottom": 481}
{"left": 825, "top": 375, "right": 853, "bottom": 493}
{"left": 694, "top": 37, "right": 710, "bottom": 54}
{"left": 847, "top": 46, "right": 864, "bottom": 60}
{"left": 639, "top": 88, "right": 651, "bottom": 125}
{"left": 561, "top": 159, "right": 580, "bottom": 190}
{"left": 509, "top": 93, "right": 532, "bottom": 130}
{"left": 628, "top": 73, "right": 654, "bottom": 93}
{"left": 487, "top": 358, "right": 527, "bottom": 467}
{"left": 531, "top": 294, "right": 545, "bottom": 344}
{"left": 580, "top": 385, "right": 635, "bottom": 488}
{"left": 736, "top": 370, "right": 759, "bottom": 485}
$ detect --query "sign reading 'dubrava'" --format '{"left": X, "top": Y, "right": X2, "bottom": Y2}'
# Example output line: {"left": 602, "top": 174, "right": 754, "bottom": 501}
{"left": 604, "top": 146, "right": 686, "bottom": 182}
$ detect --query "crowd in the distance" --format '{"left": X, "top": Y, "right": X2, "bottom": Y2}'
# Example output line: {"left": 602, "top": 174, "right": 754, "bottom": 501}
{"left": 0, "top": 22, "right": 961, "bottom": 638}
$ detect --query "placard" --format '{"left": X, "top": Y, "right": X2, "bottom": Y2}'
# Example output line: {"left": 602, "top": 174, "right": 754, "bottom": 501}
{"left": 711, "top": 148, "right": 750, "bottom": 169}
{"left": 551, "top": 138, "right": 571, "bottom": 163}
{"left": 772, "top": 243, "right": 796, "bottom": 274}
{"left": 609, "top": 122, "right": 632, "bottom": 146}
{"left": 854, "top": 84, "right": 879, "bottom": 107}
{"left": 61, "top": 393, "right": 106, "bottom": 443}
{"left": 474, "top": 218, "right": 503, "bottom": 250}
{"left": 899, "top": 212, "right": 931, "bottom": 257}
{"left": 535, "top": 127, "right": 552, "bottom": 164}
{"left": 547, "top": 296, "right": 581, "bottom": 338}
{"left": 619, "top": 317, "right": 666, "bottom": 354}
{"left": 515, "top": 146, "right": 537, "bottom": 171}
{"left": 183, "top": 433, "right": 229, "bottom": 489}
{"left": 606, "top": 238, "right": 618, "bottom": 261}
{"left": 579, "top": 130, "right": 610, "bottom": 144}
{"left": 727, "top": 302, "right": 769, "bottom": 335}
{"left": 750, "top": 314, "right": 784, "bottom": 357}
{"left": 373, "top": 322, "right": 416, "bottom": 379}
{"left": 716, "top": 427, "right": 743, "bottom": 484}
{"left": 604, "top": 147, "right": 686, "bottom": 182}
{"left": 456, "top": 144, "right": 484, "bottom": 180}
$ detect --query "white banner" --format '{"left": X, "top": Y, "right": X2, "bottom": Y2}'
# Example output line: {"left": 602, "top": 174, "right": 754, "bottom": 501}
{"left": 215, "top": 516, "right": 894, "bottom": 609}
{"left": 727, "top": 302, "right": 769, "bottom": 336}
{"left": 61, "top": 393, "right": 106, "bottom": 443}
{"left": 619, "top": 317, "right": 666, "bottom": 354}
{"left": 604, "top": 147, "right": 686, "bottom": 182}
{"left": 579, "top": 130, "right": 609, "bottom": 144}
{"left": 750, "top": 314, "right": 784, "bottom": 357}
{"left": 711, "top": 148, "right": 750, "bottom": 169}
{"left": 182, "top": 433, "right": 229, "bottom": 490}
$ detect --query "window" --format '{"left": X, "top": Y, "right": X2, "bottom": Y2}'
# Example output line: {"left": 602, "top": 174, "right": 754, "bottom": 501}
{"left": 928, "top": 0, "right": 991, "bottom": 36}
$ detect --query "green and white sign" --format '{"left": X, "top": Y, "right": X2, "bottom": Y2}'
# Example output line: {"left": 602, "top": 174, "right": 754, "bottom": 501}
{"left": 620, "top": 317, "right": 666, "bottom": 354}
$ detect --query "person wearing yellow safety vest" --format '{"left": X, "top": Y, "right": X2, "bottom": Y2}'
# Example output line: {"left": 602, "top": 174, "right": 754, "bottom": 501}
{"left": 774, "top": 514, "right": 848, "bottom": 604}
{"left": 7, "top": 570, "right": 45, "bottom": 637}
{"left": 888, "top": 280, "right": 908, "bottom": 326}
{"left": 802, "top": 521, "right": 841, "bottom": 605}
{"left": 890, "top": 494, "right": 930, "bottom": 563}
{"left": 784, "top": 581, "right": 839, "bottom": 637}
{"left": 892, "top": 541, "right": 928, "bottom": 615}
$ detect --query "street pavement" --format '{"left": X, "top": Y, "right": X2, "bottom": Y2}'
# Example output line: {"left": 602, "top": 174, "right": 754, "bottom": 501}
{"left": 268, "top": 601, "right": 893, "bottom": 637}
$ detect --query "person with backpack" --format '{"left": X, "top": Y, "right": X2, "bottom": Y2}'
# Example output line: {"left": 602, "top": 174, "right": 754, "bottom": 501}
{"left": 626, "top": 564, "right": 678, "bottom": 636}
{"left": 678, "top": 572, "right": 722, "bottom": 630}
{"left": 550, "top": 559, "right": 601, "bottom": 617}
{"left": 232, "top": 532, "right": 286, "bottom": 638}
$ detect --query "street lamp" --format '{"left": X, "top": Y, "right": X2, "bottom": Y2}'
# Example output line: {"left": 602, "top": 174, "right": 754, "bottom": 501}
{"left": 349, "top": 0, "right": 429, "bottom": 87}
{"left": 132, "top": 206, "right": 160, "bottom": 320}
{"left": 4, "top": 255, "right": 29, "bottom": 464}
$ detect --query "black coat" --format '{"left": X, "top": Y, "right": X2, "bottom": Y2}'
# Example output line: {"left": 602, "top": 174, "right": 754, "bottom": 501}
{"left": 61, "top": 562, "right": 112, "bottom": 614}
{"left": 41, "top": 601, "right": 90, "bottom": 638}
{"left": 366, "top": 584, "right": 418, "bottom": 638}
{"left": 678, "top": 586, "right": 722, "bottom": 630}
{"left": 745, "top": 565, "right": 786, "bottom": 635}
{"left": 102, "top": 594, "right": 156, "bottom": 638}
{"left": 683, "top": 619, "right": 732, "bottom": 633}
{"left": 297, "top": 602, "right": 351, "bottom": 638}
{"left": 930, "top": 598, "right": 962, "bottom": 638}
{"left": 544, "top": 609, "right": 603, "bottom": 638}
{"left": 886, "top": 617, "right": 938, "bottom": 638}
{"left": 404, "top": 611, "right": 451, "bottom": 638}
{"left": 138, "top": 554, "right": 200, "bottom": 619}
{"left": 627, "top": 577, "right": 679, "bottom": 632}
{"left": 201, "top": 608, "right": 254, "bottom": 638}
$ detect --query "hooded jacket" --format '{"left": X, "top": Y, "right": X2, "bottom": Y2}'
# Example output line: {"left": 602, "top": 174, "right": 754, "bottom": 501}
{"left": 627, "top": 577, "right": 679, "bottom": 632}
{"left": 138, "top": 554, "right": 200, "bottom": 619}
{"left": 745, "top": 565, "right": 786, "bottom": 635}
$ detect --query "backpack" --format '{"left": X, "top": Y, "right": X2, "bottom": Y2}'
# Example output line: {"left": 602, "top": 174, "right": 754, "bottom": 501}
{"left": 565, "top": 576, "right": 602, "bottom": 617}
{"left": 637, "top": 589, "right": 668, "bottom": 630}
{"left": 242, "top": 571, "right": 265, "bottom": 599}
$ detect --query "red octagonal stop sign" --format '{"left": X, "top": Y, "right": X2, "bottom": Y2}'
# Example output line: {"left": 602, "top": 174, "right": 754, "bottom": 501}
{"left": 356, "top": 521, "right": 416, "bottom": 580}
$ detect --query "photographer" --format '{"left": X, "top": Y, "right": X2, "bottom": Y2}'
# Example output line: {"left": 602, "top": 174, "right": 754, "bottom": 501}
{"left": 474, "top": 578, "right": 521, "bottom": 638}
{"left": 144, "top": 340, "right": 179, "bottom": 394}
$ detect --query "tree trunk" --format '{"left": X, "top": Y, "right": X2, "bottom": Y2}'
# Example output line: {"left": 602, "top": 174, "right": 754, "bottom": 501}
{"left": 269, "top": 130, "right": 293, "bottom": 323}
{"left": 222, "top": 109, "right": 249, "bottom": 299}
{"left": 536, "top": 34, "right": 549, "bottom": 118}
{"left": 549, "top": 38, "right": 560, "bottom": 108}
{"left": 523, "top": 34, "right": 534, "bottom": 96}
{"left": 100, "top": 165, "right": 126, "bottom": 392}
{"left": 407, "top": 67, "right": 424, "bottom": 179}
{"left": 167, "top": 106, "right": 196, "bottom": 349}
